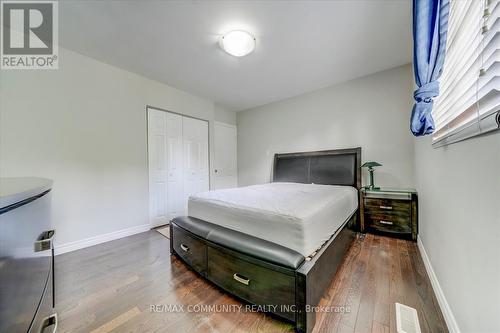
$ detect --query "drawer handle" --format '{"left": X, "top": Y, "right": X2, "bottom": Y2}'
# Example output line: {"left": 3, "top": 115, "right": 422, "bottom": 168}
{"left": 34, "top": 230, "right": 55, "bottom": 253}
{"left": 379, "top": 220, "right": 394, "bottom": 225}
{"left": 233, "top": 273, "right": 250, "bottom": 286}
{"left": 180, "top": 244, "right": 189, "bottom": 252}
{"left": 38, "top": 313, "right": 57, "bottom": 333}
{"left": 379, "top": 205, "right": 393, "bottom": 210}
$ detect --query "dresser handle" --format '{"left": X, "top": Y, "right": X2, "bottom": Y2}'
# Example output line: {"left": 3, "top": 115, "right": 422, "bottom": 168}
{"left": 379, "top": 220, "right": 393, "bottom": 225}
{"left": 180, "top": 244, "right": 189, "bottom": 252}
{"left": 379, "top": 205, "right": 393, "bottom": 210}
{"left": 38, "top": 313, "right": 57, "bottom": 333}
{"left": 233, "top": 273, "right": 250, "bottom": 286}
{"left": 34, "top": 230, "right": 55, "bottom": 252}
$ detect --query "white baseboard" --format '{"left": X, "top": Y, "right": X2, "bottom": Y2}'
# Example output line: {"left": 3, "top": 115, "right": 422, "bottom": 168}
{"left": 417, "top": 236, "right": 461, "bottom": 333}
{"left": 55, "top": 223, "right": 150, "bottom": 255}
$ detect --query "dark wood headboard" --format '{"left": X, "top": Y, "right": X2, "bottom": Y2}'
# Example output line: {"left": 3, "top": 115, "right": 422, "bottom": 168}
{"left": 272, "top": 148, "right": 361, "bottom": 189}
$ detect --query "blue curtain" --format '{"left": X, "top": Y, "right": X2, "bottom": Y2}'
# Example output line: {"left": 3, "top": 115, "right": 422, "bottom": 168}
{"left": 411, "top": 0, "right": 450, "bottom": 136}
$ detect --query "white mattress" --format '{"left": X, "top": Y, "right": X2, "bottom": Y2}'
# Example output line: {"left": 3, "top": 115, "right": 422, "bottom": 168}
{"left": 188, "top": 182, "right": 358, "bottom": 256}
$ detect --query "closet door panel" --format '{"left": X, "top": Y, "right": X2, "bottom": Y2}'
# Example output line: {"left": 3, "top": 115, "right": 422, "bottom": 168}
{"left": 148, "top": 109, "right": 210, "bottom": 225}
{"left": 182, "top": 117, "right": 209, "bottom": 211}
{"left": 166, "top": 113, "right": 184, "bottom": 219}
{"left": 148, "top": 109, "right": 169, "bottom": 227}
{"left": 198, "top": 140, "right": 209, "bottom": 192}
{"left": 182, "top": 137, "right": 198, "bottom": 211}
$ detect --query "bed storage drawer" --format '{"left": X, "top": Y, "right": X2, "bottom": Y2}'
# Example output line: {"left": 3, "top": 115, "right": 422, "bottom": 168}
{"left": 172, "top": 225, "right": 207, "bottom": 274}
{"left": 207, "top": 246, "right": 296, "bottom": 321}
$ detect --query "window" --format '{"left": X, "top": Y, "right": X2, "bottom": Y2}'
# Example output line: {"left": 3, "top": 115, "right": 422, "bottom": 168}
{"left": 432, "top": 0, "right": 500, "bottom": 146}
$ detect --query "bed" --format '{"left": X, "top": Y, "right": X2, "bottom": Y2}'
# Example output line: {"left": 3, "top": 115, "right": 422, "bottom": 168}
{"left": 170, "top": 148, "right": 361, "bottom": 333}
{"left": 188, "top": 182, "right": 358, "bottom": 256}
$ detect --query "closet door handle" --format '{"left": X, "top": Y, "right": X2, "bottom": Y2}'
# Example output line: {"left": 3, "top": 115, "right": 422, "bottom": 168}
{"left": 379, "top": 220, "right": 393, "bottom": 225}
{"left": 180, "top": 244, "right": 189, "bottom": 252}
{"left": 34, "top": 230, "right": 55, "bottom": 252}
{"left": 379, "top": 205, "right": 393, "bottom": 210}
{"left": 233, "top": 273, "right": 250, "bottom": 286}
{"left": 38, "top": 313, "right": 57, "bottom": 333}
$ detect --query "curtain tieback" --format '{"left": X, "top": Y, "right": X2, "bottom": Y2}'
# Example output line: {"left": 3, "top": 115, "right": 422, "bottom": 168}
{"left": 413, "top": 81, "right": 440, "bottom": 106}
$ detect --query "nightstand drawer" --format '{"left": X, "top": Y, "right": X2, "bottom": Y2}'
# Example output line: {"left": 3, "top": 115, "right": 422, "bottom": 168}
{"left": 364, "top": 198, "right": 411, "bottom": 214}
{"left": 365, "top": 207, "right": 410, "bottom": 218}
{"left": 365, "top": 213, "right": 411, "bottom": 234}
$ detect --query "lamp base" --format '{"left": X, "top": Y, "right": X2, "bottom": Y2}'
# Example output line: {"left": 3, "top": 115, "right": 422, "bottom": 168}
{"left": 367, "top": 168, "right": 379, "bottom": 190}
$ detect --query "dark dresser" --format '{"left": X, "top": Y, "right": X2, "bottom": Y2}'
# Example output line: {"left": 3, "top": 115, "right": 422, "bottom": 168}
{"left": 0, "top": 177, "right": 56, "bottom": 333}
{"left": 360, "top": 188, "right": 418, "bottom": 240}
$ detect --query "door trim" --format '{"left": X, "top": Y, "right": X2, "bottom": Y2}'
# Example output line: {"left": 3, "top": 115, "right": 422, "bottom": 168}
{"left": 214, "top": 121, "right": 237, "bottom": 129}
{"left": 147, "top": 105, "right": 210, "bottom": 123}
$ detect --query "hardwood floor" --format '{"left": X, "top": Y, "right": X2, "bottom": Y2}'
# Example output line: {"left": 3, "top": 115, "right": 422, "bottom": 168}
{"left": 54, "top": 231, "right": 447, "bottom": 333}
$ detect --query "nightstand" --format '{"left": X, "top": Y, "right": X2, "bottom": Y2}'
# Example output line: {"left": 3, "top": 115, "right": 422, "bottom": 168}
{"left": 360, "top": 188, "right": 418, "bottom": 241}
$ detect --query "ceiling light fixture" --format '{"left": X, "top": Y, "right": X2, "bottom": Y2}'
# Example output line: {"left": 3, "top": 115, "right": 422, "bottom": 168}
{"left": 220, "top": 30, "right": 256, "bottom": 57}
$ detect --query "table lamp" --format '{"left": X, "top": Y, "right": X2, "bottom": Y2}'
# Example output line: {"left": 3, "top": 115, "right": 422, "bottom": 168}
{"left": 361, "top": 161, "right": 382, "bottom": 189}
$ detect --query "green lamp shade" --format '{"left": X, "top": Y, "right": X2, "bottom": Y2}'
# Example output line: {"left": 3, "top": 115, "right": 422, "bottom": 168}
{"left": 361, "top": 161, "right": 382, "bottom": 168}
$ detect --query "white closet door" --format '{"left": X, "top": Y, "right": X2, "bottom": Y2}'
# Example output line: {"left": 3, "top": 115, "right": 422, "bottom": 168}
{"left": 182, "top": 117, "right": 209, "bottom": 212}
{"left": 165, "top": 113, "right": 184, "bottom": 220}
{"left": 147, "top": 109, "right": 169, "bottom": 227}
{"left": 213, "top": 122, "right": 237, "bottom": 189}
{"left": 148, "top": 109, "right": 209, "bottom": 226}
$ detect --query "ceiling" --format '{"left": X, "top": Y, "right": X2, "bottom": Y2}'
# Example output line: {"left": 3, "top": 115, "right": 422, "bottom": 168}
{"left": 59, "top": 0, "right": 412, "bottom": 111}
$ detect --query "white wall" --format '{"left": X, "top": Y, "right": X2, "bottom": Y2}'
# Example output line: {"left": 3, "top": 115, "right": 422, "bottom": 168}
{"left": 237, "top": 65, "right": 415, "bottom": 187}
{"left": 414, "top": 134, "right": 500, "bottom": 332}
{"left": 0, "top": 47, "right": 221, "bottom": 250}
{"left": 215, "top": 103, "right": 237, "bottom": 125}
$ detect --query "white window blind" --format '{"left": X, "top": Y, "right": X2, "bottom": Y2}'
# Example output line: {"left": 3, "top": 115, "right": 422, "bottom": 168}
{"left": 432, "top": 0, "right": 500, "bottom": 146}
